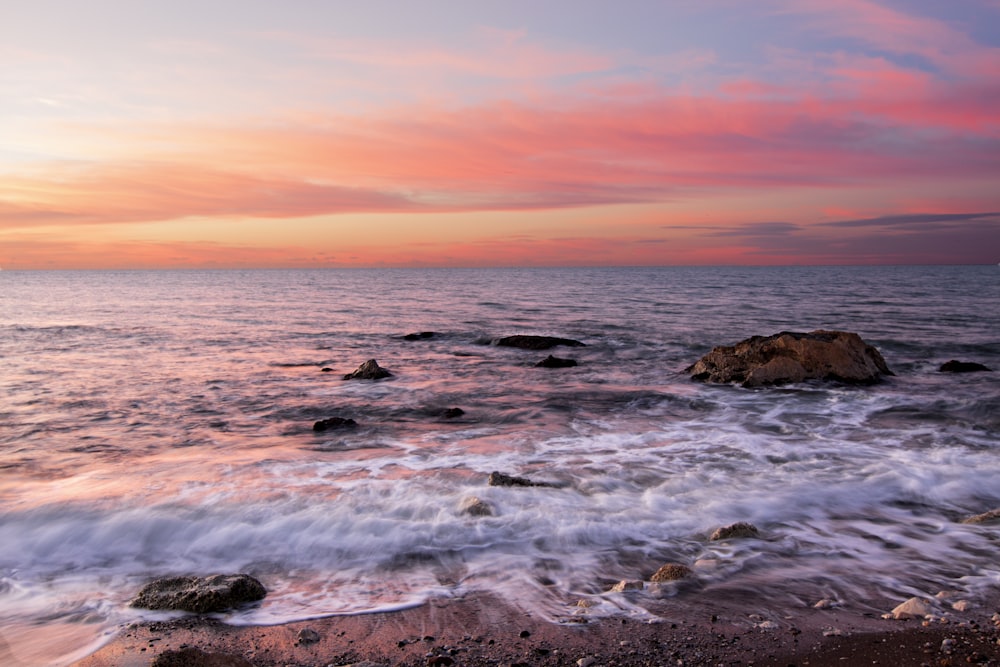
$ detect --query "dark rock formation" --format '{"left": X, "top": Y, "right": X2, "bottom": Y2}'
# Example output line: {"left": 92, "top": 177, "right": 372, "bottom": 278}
{"left": 687, "top": 330, "right": 892, "bottom": 387}
{"left": 710, "top": 522, "right": 760, "bottom": 540}
{"left": 650, "top": 563, "right": 693, "bottom": 582}
{"left": 343, "top": 359, "right": 393, "bottom": 380}
{"left": 403, "top": 331, "right": 436, "bottom": 341}
{"left": 940, "top": 360, "right": 992, "bottom": 373}
{"left": 313, "top": 416, "right": 358, "bottom": 431}
{"left": 535, "top": 355, "right": 578, "bottom": 368}
{"left": 495, "top": 335, "right": 585, "bottom": 350}
{"left": 487, "top": 471, "right": 557, "bottom": 488}
{"left": 151, "top": 647, "right": 253, "bottom": 667}
{"left": 441, "top": 407, "right": 465, "bottom": 419}
{"left": 130, "top": 574, "right": 266, "bottom": 613}
{"left": 459, "top": 496, "right": 494, "bottom": 517}
{"left": 320, "top": 367, "right": 333, "bottom": 372}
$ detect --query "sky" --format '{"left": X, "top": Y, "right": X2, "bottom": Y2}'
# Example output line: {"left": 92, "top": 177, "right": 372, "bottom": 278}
{"left": 2, "top": 0, "right": 999, "bottom": 269}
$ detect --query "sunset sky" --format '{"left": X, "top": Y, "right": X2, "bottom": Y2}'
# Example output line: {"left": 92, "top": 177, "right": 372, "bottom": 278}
{"left": 2, "top": 1, "right": 999, "bottom": 268}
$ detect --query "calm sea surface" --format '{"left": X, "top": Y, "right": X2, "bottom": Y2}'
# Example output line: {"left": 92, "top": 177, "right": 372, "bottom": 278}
{"left": 1, "top": 266, "right": 998, "bottom": 664}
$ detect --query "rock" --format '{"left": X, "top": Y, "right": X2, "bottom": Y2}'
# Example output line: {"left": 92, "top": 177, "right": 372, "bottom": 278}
{"left": 814, "top": 598, "right": 838, "bottom": 609}
{"left": 459, "top": 496, "right": 494, "bottom": 517}
{"left": 961, "top": 508, "right": 1000, "bottom": 525}
{"left": 890, "top": 597, "right": 932, "bottom": 620}
{"left": 487, "top": 471, "right": 556, "bottom": 488}
{"left": 403, "top": 331, "right": 435, "bottom": 341}
{"left": 129, "top": 574, "right": 266, "bottom": 613}
{"left": 313, "top": 416, "right": 357, "bottom": 431}
{"left": 687, "top": 330, "right": 893, "bottom": 387}
{"left": 441, "top": 407, "right": 465, "bottom": 419}
{"left": 535, "top": 355, "right": 578, "bottom": 368}
{"left": 495, "top": 335, "right": 586, "bottom": 350}
{"left": 296, "top": 627, "right": 321, "bottom": 645}
{"left": 650, "top": 563, "right": 693, "bottom": 582}
{"left": 709, "top": 521, "right": 759, "bottom": 540}
{"left": 343, "top": 359, "right": 393, "bottom": 380}
{"left": 320, "top": 367, "right": 333, "bottom": 372}
{"left": 151, "top": 648, "right": 253, "bottom": 667}
{"left": 940, "top": 360, "right": 992, "bottom": 373}
{"left": 952, "top": 600, "right": 973, "bottom": 612}
{"left": 609, "top": 580, "right": 644, "bottom": 593}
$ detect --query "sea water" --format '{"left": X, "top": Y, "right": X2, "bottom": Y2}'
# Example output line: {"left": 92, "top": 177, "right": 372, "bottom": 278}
{"left": 1, "top": 266, "right": 998, "bottom": 665}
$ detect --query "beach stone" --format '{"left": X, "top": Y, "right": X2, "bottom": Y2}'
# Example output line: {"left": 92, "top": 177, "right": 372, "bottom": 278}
{"left": 939, "top": 360, "right": 992, "bottom": 373}
{"left": 709, "top": 521, "right": 760, "bottom": 540}
{"left": 151, "top": 647, "right": 252, "bottom": 667}
{"left": 130, "top": 574, "right": 266, "bottom": 613}
{"left": 952, "top": 599, "right": 973, "bottom": 612}
{"left": 313, "top": 416, "right": 357, "bottom": 431}
{"left": 495, "top": 335, "right": 586, "bottom": 350}
{"left": 343, "top": 359, "right": 392, "bottom": 380}
{"left": 459, "top": 496, "right": 494, "bottom": 517}
{"left": 650, "top": 563, "right": 693, "bottom": 582}
{"left": 610, "top": 580, "right": 644, "bottom": 592}
{"left": 535, "top": 355, "right": 578, "bottom": 368}
{"left": 687, "top": 330, "right": 892, "bottom": 387}
{"left": 403, "top": 331, "right": 435, "bottom": 341}
{"left": 890, "top": 596, "right": 933, "bottom": 620}
{"left": 296, "top": 627, "right": 321, "bottom": 645}
{"left": 960, "top": 508, "right": 1000, "bottom": 525}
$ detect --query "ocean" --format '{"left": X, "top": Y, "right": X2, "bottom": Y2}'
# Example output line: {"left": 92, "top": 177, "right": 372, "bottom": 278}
{"left": 1, "top": 266, "right": 998, "bottom": 665}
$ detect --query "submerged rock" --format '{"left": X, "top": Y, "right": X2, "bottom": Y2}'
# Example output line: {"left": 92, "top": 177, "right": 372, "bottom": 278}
{"left": 649, "top": 563, "right": 693, "bottom": 582}
{"left": 402, "top": 331, "right": 435, "bottom": 341}
{"left": 535, "top": 355, "right": 578, "bottom": 368}
{"left": 939, "top": 360, "right": 992, "bottom": 373}
{"left": 687, "top": 330, "right": 892, "bottom": 387}
{"left": 343, "top": 359, "right": 393, "bottom": 380}
{"left": 459, "top": 496, "right": 494, "bottom": 517}
{"left": 313, "top": 416, "right": 357, "bottom": 431}
{"left": 710, "top": 521, "right": 760, "bottom": 541}
{"left": 495, "top": 335, "right": 586, "bottom": 350}
{"left": 961, "top": 508, "right": 1000, "bottom": 525}
{"left": 609, "top": 580, "right": 644, "bottom": 593}
{"left": 487, "top": 471, "right": 557, "bottom": 488}
{"left": 441, "top": 407, "right": 465, "bottom": 419}
{"left": 130, "top": 574, "right": 266, "bottom": 613}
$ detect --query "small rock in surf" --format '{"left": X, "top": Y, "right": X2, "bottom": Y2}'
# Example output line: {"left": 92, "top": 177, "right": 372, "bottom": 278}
{"left": 343, "top": 359, "right": 393, "bottom": 380}
{"left": 313, "top": 417, "right": 357, "bottom": 431}
{"left": 495, "top": 335, "right": 586, "bottom": 350}
{"left": 129, "top": 573, "right": 266, "bottom": 613}
{"left": 939, "top": 360, "right": 992, "bottom": 373}
{"left": 535, "top": 355, "right": 578, "bottom": 368}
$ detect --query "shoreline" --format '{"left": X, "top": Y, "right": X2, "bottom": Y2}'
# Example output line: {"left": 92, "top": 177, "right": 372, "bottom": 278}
{"left": 74, "top": 589, "right": 1000, "bottom": 667}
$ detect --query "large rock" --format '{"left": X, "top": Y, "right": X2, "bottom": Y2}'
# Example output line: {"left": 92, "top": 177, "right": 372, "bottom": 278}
{"left": 940, "top": 360, "right": 992, "bottom": 373}
{"left": 343, "top": 359, "right": 393, "bottom": 380}
{"left": 495, "top": 335, "right": 585, "bottom": 350}
{"left": 130, "top": 574, "right": 266, "bottom": 613}
{"left": 710, "top": 521, "right": 759, "bottom": 540}
{"left": 687, "top": 330, "right": 892, "bottom": 387}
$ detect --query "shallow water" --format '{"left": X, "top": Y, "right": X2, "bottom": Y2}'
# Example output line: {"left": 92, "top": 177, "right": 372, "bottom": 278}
{"left": 1, "top": 266, "right": 999, "bottom": 665}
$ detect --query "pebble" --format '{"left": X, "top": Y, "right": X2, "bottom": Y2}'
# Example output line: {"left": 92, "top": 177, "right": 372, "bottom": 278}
{"left": 951, "top": 599, "right": 972, "bottom": 612}
{"left": 889, "top": 596, "right": 932, "bottom": 620}
{"left": 576, "top": 657, "right": 596, "bottom": 667}
{"left": 941, "top": 638, "right": 955, "bottom": 653}
{"left": 813, "top": 598, "right": 836, "bottom": 609}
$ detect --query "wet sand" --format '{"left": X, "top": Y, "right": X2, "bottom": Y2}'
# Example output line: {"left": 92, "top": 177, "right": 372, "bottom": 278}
{"left": 76, "top": 588, "right": 1000, "bottom": 667}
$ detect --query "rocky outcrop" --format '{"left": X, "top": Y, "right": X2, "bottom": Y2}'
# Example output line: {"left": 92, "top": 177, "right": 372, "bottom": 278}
{"left": 650, "top": 563, "right": 693, "bottom": 582}
{"left": 961, "top": 508, "right": 1000, "bottom": 525}
{"left": 687, "top": 330, "right": 892, "bottom": 387}
{"left": 495, "top": 335, "right": 585, "bottom": 350}
{"left": 130, "top": 574, "right": 266, "bottom": 613}
{"left": 940, "top": 360, "right": 992, "bottom": 373}
{"left": 343, "top": 359, "right": 393, "bottom": 380}
{"left": 535, "top": 355, "right": 578, "bottom": 368}
{"left": 487, "top": 471, "right": 558, "bottom": 488}
{"left": 313, "top": 417, "right": 357, "bottom": 431}
{"left": 710, "top": 522, "right": 759, "bottom": 540}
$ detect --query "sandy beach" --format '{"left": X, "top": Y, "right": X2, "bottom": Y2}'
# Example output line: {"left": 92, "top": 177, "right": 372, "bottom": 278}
{"left": 76, "top": 587, "right": 1000, "bottom": 667}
